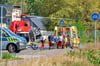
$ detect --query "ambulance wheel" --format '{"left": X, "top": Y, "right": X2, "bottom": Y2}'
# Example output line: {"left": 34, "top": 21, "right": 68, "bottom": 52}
{"left": 70, "top": 46, "right": 74, "bottom": 49}
{"left": 78, "top": 43, "right": 80, "bottom": 47}
{"left": 8, "top": 44, "right": 17, "bottom": 53}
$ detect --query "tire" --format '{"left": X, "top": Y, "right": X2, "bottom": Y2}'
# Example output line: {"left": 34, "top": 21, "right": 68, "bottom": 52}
{"left": 8, "top": 44, "right": 17, "bottom": 53}
{"left": 70, "top": 46, "right": 74, "bottom": 49}
{"left": 31, "top": 44, "right": 38, "bottom": 50}
{"left": 78, "top": 43, "right": 80, "bottom": 47}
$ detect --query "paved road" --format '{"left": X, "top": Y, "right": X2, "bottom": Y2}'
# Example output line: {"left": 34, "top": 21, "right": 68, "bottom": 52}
{"left": 2, "top": 44, "right": 52, "bottom": 54}
{"left": 17, "top": 44, "right": 49, "bottom": 55}
{"left": 3, "top": 44, "right": 87, "bottom": 55}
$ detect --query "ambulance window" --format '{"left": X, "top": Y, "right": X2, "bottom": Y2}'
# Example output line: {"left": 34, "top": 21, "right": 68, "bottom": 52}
{"left": 66, "top": 31, "right": 70, "bottom": 36}
{"left": 73, "top": 31, "right": 76, "bottom": 38}
{"left": 74, "top": 34, "right": 76, "bottom": 38}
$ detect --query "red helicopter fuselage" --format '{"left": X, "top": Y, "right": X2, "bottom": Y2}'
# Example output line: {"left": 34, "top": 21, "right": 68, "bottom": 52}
{"left": 10, "top": 20, "right": 31, "bottom": 34}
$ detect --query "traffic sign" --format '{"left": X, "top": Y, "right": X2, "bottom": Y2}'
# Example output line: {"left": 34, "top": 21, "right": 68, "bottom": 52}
{"left": 0, "top": 6, "right": 7, "bottom": 17}
{"left": 91, "top": 13, "right": 99, "bottom": 21}
{"left": 91, "top": 13, "right": 99, "bottom": 48}
{"left": 59, "top": 21, "right": 64, "bottom": 25}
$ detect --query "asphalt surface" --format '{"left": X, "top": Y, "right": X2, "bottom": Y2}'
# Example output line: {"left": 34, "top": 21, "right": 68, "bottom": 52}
{"left": 2, "top": 44, "right": 87, "bottom": 55}
{"left": 2, "top": 44, "right": 53, "bottom": 54}
{"left": 17, "top": 44, "right": 49, "bottom": 55}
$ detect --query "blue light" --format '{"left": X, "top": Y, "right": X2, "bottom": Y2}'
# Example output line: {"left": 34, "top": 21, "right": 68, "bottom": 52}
{"left": 69, "top": 25, "right": 72, "bottom": 27}
{"left": 57, "top": 25, "right": 59, "bottom": 27}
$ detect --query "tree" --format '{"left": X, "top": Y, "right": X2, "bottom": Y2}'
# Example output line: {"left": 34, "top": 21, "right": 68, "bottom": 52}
{"left": 33, "top": 0, "right": 67, "bottom": 17}
{"left": 1, "top": 0, "right": 100, "bottom": 31}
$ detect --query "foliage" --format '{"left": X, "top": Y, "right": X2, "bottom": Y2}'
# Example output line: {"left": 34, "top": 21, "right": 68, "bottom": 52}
{"left": 33, "top": 0, "right": 67, "bottom": 17}
{"left": 43, "top": 0, "right": 100, "bottom": 31}
{"left": 1, "top": 0, "right": 100, "bottom": 32}
{"left": 67, "top": 44, "right": 100, "bottom": 65}
{"left": 67, "top": 49, "right": 100, "bottom": 65}
{"left": 87, "top": 50, "right": 100, "bottom": 64}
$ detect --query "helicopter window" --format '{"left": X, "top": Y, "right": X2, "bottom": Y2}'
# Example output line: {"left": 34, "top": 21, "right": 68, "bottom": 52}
{"left": 24, "top": 23, "right": 28, "bottom": 27}
{"left": 23, "top": 18, "right": 37, "bottom": 28}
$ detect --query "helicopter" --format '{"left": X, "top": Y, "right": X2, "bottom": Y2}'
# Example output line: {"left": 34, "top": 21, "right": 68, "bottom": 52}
{"left": 10, "top": 14, "right": 71, "bottom": 42}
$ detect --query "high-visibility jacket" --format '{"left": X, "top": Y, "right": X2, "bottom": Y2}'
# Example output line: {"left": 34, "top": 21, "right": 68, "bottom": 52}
{"left": 64, "top": 37, "right": 68, "bottom": 42}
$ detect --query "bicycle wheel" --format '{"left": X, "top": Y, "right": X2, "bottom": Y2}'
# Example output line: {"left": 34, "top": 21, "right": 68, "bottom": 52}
{"left": 31, "top": 44, "right": 38, "bottom": 50}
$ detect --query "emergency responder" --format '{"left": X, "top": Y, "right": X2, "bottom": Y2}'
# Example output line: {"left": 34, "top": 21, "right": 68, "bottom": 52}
{"left": 63, "top": 35, "right": 68, "bottom": 48}
{"left": 54, "top": 36, "right": 58, "bottom": 49}
{"left": 57, "top": 32, "right": 63, "bottom": 48}
{"left": 67, "top": 35, "right": 70, "bottom": 46}
{"left": 15, "top": 24, "right": 17, "bottom": 34}
{"left": 54, "top": 36, "right": 58, "bottom": 44}
{"left": 48, "top": 34, "right": 54, "bottom": 49}
{"left": 29, "top": 28, "right": 35, "bottom": 42}
{"left": 41, "top": 34, "right": 46, "bottom": 49}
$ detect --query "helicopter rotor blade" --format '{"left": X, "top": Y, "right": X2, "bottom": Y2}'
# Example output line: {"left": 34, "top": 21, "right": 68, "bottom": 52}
{"left": 16, "top": 16, "right": 72, "bottom": 20}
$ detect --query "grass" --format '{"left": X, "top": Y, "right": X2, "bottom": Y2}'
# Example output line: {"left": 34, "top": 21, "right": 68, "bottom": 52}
{"left": 80, "top": 38, "right": 94, "bottom": 44}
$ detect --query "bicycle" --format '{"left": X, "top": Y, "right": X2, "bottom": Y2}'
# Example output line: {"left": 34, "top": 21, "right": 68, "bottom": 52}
{"left": 29, "top": 42, "right": 38, "bottom": 50}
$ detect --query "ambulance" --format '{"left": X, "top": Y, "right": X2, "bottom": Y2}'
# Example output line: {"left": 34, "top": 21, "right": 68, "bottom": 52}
{"left": 54, "top": 25, "right": 80, "bottom": 48}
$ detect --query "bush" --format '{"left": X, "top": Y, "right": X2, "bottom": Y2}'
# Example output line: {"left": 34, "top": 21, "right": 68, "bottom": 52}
{"left": 67, "top": 49, "right": 100, "bottom": 65}
{"left": 87, "top": 50, "right": 100, "bottom": 64}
